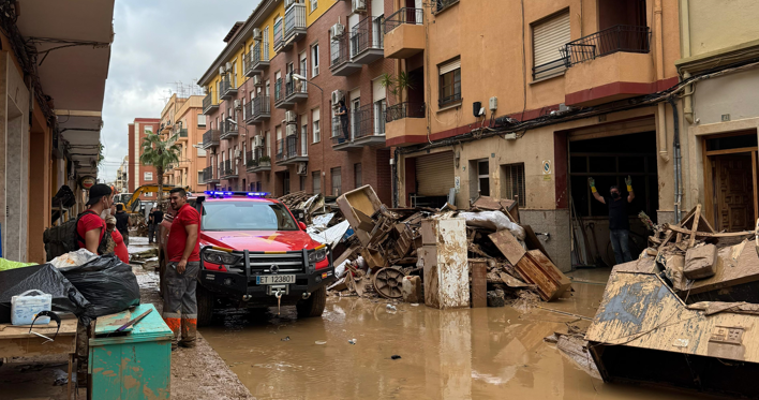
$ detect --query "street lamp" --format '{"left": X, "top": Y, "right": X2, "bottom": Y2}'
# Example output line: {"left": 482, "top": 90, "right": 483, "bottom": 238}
{"left": 292, "top": 74, "right": 324, "bottom": 93}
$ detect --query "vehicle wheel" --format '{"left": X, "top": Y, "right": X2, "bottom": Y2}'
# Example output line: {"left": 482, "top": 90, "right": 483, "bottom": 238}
{"left": 196, "top": 284, "right": 215, "bottom": 327}
{"left": 296, "top": 286, "right": 327, "bottom": 318}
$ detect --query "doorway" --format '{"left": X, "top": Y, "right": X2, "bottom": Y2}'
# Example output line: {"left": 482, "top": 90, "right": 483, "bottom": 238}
{"left": 703, "top": 131, "right": 758, "bottom": 231}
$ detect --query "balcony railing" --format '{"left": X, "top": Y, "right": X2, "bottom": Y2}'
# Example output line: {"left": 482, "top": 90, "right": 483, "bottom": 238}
{"left": 384, "top": 7, "right": 423, "bottom": 34}
{"left": 386, "top": 102, "right": 426, "bottom": 123}
{"left": 221, "top": 75, "right": 237, "bottom": 99}
{"left": 274, "top": 78, "right": 283, "bottom": 103}
{"left": 220, "top": 119, "right": 238, "bottom": 139}
{"left": 285, "top": 69, "right": 308, "bottom": 98}
{"left": 275, "top": 139, "right": 285, "bottom": 161}
{"left": 177, "top": 128, "right": 188, "bottom": 138}
{"left": 203, "top": 92, "right": 218, "bottom": 114}
{"left": 332, "top": 116, "right": 345, "bottom": 141}
{"left": 330, "top": 35, "right": 350, "bottom": 67}
{"left": 351, "top": 16, "right": 384, "bottom": 57}
{"left": 434, "top": 0, "right": 459, "bottom": 13}
{"left": 273, "top": 19, "right": 283, "bottom": 51}
{"left": 284, "top": 2, "right": 307, "bottom": 42}
{"left": 354, "top": 103, "right": 386, "bottom": 139}
{"left": 221, "top": 160, "right": 237, "bottom": 178}
{"left": 561, "top": 25, "right": 651, "bottom": 66}
{"left": 202, "top": 129, "right": 220, "bottom": 149}
{"left": 245, "top": 96, "right": 271, "bottom": 123}
{"left": 202, "top": 166, "right": 217, "bottom": 183}
{"left": 246, "top": 147, "right": 272, "bottom": 171}
{"left": 532, "top": 58, "right": 569, "bottom": 81}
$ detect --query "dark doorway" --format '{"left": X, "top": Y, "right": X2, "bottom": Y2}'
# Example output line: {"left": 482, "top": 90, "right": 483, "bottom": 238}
{"left": 597, "top": 0, "right": 646, "bottom": 30}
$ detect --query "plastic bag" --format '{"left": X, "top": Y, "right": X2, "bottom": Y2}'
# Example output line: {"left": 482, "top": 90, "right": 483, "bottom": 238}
{"left": 458, "top": 211, "right": 526, "bottom": 240}
{"left": 59, "top": 254, "right": 140, "bottom": 321}
{"left": 0, "top": 257, "right": 36, "bottom": 271}
{"left": 49, "top": 249, "right": 98, "bottom": 269}
{"left": 0, "top": 264, "right": 91, "bottom": 324}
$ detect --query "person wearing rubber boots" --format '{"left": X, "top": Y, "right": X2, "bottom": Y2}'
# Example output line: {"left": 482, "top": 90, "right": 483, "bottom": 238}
{"left": 163, "top": 187, "right": 201, "bottom": 349}
{"left": 588, "top": 176, "right": 635, "bottom": 265}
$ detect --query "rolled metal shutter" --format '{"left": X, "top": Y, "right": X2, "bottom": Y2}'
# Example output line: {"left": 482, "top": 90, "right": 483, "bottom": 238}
{"left": 533, "top": 12, "right": 570, "bottom": 76}
{"left": 416, "top": 152, "right": 455, "bottom": 196}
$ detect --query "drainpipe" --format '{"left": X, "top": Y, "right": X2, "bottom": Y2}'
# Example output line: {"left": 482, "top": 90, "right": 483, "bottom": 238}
{"left": 654, "top": 0, "right": 670, "bottom": 162}
{"left": 391, "top": 149, "right": 400, "bottom": 208}
{"left": 668, "top": 97, "right": 683, "bottom": 222}
{"left": 680, "top": 0, "right": 695, "bottom": 123}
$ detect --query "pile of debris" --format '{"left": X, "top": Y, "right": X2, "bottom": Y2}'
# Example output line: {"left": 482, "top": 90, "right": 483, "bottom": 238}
{"left": 313, "top": 185, "right": 571, "bottom": 309}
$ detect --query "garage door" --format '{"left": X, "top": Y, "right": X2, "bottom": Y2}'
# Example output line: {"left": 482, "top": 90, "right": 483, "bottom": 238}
{"left": 416, "top": 152, "right": 455, "bottom": 196}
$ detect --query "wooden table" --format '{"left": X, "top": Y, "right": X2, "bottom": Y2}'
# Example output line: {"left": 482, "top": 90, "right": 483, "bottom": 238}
{"left": 0, "top": 318, "right": 78, "bottom": 400}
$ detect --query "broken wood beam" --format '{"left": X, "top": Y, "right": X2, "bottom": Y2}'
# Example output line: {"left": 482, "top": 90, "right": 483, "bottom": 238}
{"left": 663, "top": 224, "right": 756, "bottom": 238}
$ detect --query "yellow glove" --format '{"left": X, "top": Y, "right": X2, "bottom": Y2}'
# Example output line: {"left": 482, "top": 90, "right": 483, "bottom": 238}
{"left": 625, "top": 175, "right": 633, "bottom": 192}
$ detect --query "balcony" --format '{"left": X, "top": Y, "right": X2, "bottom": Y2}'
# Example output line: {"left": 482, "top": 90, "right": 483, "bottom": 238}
{"left": 384, "top": 8, "right": 425, "bottom": 59}
{"left": 333, "top": 104, "right": 386, "bottom": 150}
{"left": 245, "top": 96, "right": 271, "bottom": 124}
{"left": 284, "top": 2, "right": 307, "bottom": 44}
{"left": 245, "top": 147, "right": 271, "bottom": 173}
{"left": 177, "top": 128, "right": 188, "bottom": 141}
{"left": 279, "top": 134, "right": 308, "bottom": 165}
{"left": 276, "top": 70, "right": 308, "bottom": 109}
{"left": 220, "top": 160, "right": 238, "bottom": 179}
{"left": 203, "top": 166, "right": 219, "bottom": 185}
{"left": 330, "top": 35, "right": 362, "bottom": 76}
{"left": 561, "top": 25, "right": 653, "bottom": 106}
{"left": 203, "top": 92, "right": 219, "bottom": 115}
{"left": 273, "top": 18, "right": 285, "bottom": 52}
{"left": 245, "top": 43, "right": 269, "bottom": 76}
{"left": 273, "top": 78, "right": 287, "bottom": 109}
{"left": 220, "top": 75, "right": 237, "bottom": 100}
{"left": 220, "top": 119, "right": 238, "bottom": 140}
{"left": 275, "top": 139, "right": 285, "bottom": 163}
{"left": 202, "top": 129, "right": 220, "bottom": 149}
{"left": 351, "top": 17, "right": 384, "bottom": 65}
{"left": 385, "top": 102, "right": 427, "bottom": 147}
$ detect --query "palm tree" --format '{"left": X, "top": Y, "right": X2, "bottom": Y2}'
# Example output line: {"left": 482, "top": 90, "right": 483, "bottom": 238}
{"left": 139, "top": 133, "right": 180, "bottom": 206}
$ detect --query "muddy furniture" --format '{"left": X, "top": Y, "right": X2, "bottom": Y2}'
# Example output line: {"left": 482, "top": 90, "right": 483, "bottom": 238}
{"left": 89, "top": 304, "right": 172, "bottom": 400}
{"left": 418, "top": 217, "right": 470, "bottom": 309}
{"left": 586, "top": 271, "right": 759, "bottom": 397}
{"left": 0, "top": 317, "right": 77, "bottom": 400}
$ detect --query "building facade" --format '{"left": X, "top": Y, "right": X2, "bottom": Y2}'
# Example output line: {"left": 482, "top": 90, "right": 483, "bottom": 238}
{"left": 115, "top": 156, "right": 129, "bottom": 193}
{"left": 388, "top": 0, "right": 682, "bottom": 271}
{"left": 198, "top": 0, "right": 393, "bottom": 204}
{"left": 160, "top": 94, "right": 208, "bottom": 193}
{"left": 128, "top": 118, "right": 161, "bottom": 201}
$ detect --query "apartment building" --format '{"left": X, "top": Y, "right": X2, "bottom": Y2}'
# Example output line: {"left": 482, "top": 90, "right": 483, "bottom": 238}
{"left": 115, "top": 156, "right": 129, "bottom": 193}
{"left": 386, "top": 0, "right": 682, "bottom": 271}
{"left": 198, "top": 0, "right": 393, "bottom": 204}
{"left": 128, "top": 118, "right": 161, "bottom": 200}
{"left": 160, "top": 94, "right": 208, "bottom": 193}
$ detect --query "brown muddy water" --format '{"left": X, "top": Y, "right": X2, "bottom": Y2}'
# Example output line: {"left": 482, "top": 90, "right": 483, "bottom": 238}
{"left": 201, "top": 270, "right": 713, "bottom": 400}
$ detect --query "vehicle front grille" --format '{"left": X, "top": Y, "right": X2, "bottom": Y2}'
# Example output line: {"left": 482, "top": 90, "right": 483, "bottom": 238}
{"left": 226, "top": 252, "right": 306, "bottom": 275}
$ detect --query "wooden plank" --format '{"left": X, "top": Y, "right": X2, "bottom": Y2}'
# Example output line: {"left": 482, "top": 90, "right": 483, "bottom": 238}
{"left": 0, "top": 318, "right": 78, "bottom": 339}
{"left": 0, "top": 334, "right": 76, "bottom": 358}
{"left": 527, "top": 250, "right": 571, "bottom": 294}
{"left": 489, "top": 230, "right": 526, "bottom": 265}
{"left": 514, "top": 250, "right": 571, "bottom": 301}
{"left": 665, "top": 223, "right": 755, "bottom": 238}
{"left": 688, "top": 204, "right": 702, "bottom": 248}
{"left": 705, "top": 146, "right": 758, "bottom": 156}
{"left": 685, "top": 240, "right": 759, "bottom": 295}
{"left": 522, "top": 225, "right": 552, "bottom": 262}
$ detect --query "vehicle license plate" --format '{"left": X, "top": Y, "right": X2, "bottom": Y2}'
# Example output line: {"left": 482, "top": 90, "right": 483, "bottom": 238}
{"left": 256, "top": 275, "right": 296, "bottom": 285}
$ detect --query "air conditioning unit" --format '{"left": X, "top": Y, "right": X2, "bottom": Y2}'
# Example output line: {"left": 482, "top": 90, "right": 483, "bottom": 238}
{"left": 253, "top": 75, "right": 263, "bottom": 86}
{"left": 286, "top": 124, "right": 298, "bottom": 136}
{"left": 285, "top": 0, "right": 297, "bottom": 8}
{"left": 253, "top": 135, "right": 264, "bottom": 147}
{"left": 218, "top": 65, "right": 225, "bottom": 75}
{"left": 234, "top": 99, "right": 241, "bottom": 110}
{"left": 331, "top": 90, "right": 344, "bottom": 105}
{"left": 296, "top": 162, "right": 307, "bottom": 175}
{"left": 352, "top": 0, "right": 367, "bottom": 13}
{"left": 285, "top": 111, "right": 297, "bottom": 124}
{"left": 253, "top": 28, "right": 262, "bottom": 40}
{"left": 225, "top": 62, "right": 233, "bottom": 71}
{"left": 330, "top": 23, "right": 345, "bottom": 39}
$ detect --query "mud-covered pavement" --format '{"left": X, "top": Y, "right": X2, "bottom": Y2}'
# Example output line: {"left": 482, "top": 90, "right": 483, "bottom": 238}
{"left": 200, "top": 269, "right": 715, "bottom": 400}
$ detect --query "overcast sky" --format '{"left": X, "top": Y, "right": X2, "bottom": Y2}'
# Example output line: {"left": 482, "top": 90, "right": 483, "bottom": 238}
{"left": 98, "top": 0, "right": 257, "bottom": 181}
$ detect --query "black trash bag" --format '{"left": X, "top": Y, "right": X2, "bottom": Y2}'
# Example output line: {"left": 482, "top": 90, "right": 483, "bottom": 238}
{"left": 59, "top": 254, "right": 140, "bottom": 321}
{"left": 0, "top": 264, "right": 91, "bottom": 324}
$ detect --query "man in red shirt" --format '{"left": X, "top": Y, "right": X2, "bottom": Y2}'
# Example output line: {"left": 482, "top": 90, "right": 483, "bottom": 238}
{"left": 106, "top": 214, "right": 130, "bottom": 264}
{"left": 77, "top": 184, "right": 113, "bottom": 254}
{"left": 163, "top": 187, "right": 200, "bottom": 349}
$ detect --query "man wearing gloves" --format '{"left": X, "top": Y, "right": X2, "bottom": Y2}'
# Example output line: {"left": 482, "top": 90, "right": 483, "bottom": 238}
{"left": 588, "top": 176, "right": 635, "bottom": 264}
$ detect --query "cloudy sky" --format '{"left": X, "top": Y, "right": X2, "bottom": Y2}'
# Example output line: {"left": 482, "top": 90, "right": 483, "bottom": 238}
{"left": 98, "top": 0, "right": 257, "bottom": 181}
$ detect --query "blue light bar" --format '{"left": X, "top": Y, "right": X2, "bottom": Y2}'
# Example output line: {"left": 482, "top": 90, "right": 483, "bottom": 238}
{"left": 204, "top": 191, "right": 270, "bottom": 198}
{"left": 247, "top": 192, "right": 270, "bottom": 197}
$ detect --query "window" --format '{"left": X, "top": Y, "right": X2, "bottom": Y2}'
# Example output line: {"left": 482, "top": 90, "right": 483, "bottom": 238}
{"left": 310, "top": 0, "right": 317, "bottom": 13}
{"left": 197, "top": 114, "right": 206, "bottom": 126}
{"left": 197, "top": 143, "right": 207, "bottom": 157}
{"left": 144, "top": 126, "right": 153, "bottom": 134}
{"left": 331, "top": 167, "right": 342, "bottom": 196}
{"left": 197, "top": 171, "right": 204, "bottom": 184}
{"left": 354, "top": 163, "right": 362, "bottom": 188}
{"left": 312, "top": 171, "right": 321, "bottom": 194}
{"left": 299, "top": 52, "right": 308, "bottom": 79}
{"left": 501, "top": 163, "right": 525, "bottom": 207}
{"left": 311, "top": 44, "right": 320, "bottom": 77}
{"left": 477, "top": 160, "right": 490, "bottom": 196}
{"left": 242, "top": 98, "right": 247, "bottom": 119}
{"left": 312, "top": 107, "right": 321, "bottom": 143}
{"left": 532, "top": 11, "right": 570, "bottom": 80}
{"left": 145, "top": 192, "right": 153, "bottom": 198}
{"left": 144, "top": 172, "right": 153, "bottom": 181}
{"left": 439, "top": 59, "right": 461, "bottom": 107}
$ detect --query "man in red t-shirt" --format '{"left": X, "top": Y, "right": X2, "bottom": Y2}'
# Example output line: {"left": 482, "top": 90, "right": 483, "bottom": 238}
{"left": 77, "top": 184, "right": 113, "bottom": 254}
{"left": 163, "top": 187, "right": 200, "bottom": 349}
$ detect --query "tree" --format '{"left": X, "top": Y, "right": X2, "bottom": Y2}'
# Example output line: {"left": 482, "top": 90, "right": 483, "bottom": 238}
{"left": 139, "top": 133, "right": 180, "bottom": 207}
{"left": 380, "top": 71, "right": 413, "bottom": 104}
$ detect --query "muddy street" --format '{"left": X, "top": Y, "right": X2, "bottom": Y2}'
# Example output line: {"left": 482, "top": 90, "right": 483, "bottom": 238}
{"left": 200, "top": 269, "right": 710, "bottom": 400}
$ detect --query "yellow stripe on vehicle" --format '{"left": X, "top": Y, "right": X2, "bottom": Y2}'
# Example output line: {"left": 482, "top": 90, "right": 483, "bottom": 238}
{"left": 211, "top": 246, "right": 234, "bottom": 253}
{"left": 314, "top": 244, "right": 326, "bottom": 250}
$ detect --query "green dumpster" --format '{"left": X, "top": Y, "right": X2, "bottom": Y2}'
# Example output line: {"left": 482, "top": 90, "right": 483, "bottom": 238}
{"left": 89, "top": 304, "right": 172, "bottom": 399}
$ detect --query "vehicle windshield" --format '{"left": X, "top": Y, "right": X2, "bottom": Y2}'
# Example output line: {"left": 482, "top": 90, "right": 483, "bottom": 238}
{"left": 201, "top": 201, "right": 298, "bottom": 231}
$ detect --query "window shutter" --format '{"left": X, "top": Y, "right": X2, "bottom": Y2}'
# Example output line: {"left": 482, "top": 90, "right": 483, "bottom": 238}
{"left": 415, "top": 152, "right": 455, "bottom": 196}
{"left": 533, "top": 12, "right": 570, "bottom": 73}
{"left": 439, "top": 59, "right": 461, "bottom": 76}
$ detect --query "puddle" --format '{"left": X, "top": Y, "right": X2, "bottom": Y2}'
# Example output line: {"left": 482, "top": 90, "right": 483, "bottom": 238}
{"left": 200, "top": 268, "right": 714, "bottom": 400}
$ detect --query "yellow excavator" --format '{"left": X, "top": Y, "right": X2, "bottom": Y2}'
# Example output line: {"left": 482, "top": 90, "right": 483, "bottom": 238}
{"left": 118, "top": 184, "right": 183, "bottom": 215}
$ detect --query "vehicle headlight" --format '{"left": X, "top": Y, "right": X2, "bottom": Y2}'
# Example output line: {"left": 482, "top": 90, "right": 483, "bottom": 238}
{"left": 202, "top": 250, "right": 241, "bottom": 265}
{"left": 308, "top": 248, "right": 327, "bottom": 264}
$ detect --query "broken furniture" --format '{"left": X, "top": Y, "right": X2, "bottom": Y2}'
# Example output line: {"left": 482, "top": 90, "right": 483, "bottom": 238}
{"left": 0, "top": 317, "right": 78, "bottom": 400}
{"left": 89, "top": 304, "right": 172, "bottom": 400}
{"left": 418, "top": 217, "right": 469, "bottom": 309}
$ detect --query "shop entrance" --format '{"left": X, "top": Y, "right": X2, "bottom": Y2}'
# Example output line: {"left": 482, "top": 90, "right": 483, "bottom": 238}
{"left": 703, "top": 131, "right": 758, "bottom": 232}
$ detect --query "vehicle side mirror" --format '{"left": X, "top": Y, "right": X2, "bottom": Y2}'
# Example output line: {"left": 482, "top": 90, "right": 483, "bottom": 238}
{"left": 298, "top": 221, "right": 307, "bottom": 231}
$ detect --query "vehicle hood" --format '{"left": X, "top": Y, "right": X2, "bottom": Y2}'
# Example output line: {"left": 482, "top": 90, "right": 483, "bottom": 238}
{"left": 200, "top": 230, "right": 319, "bottom": 252}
